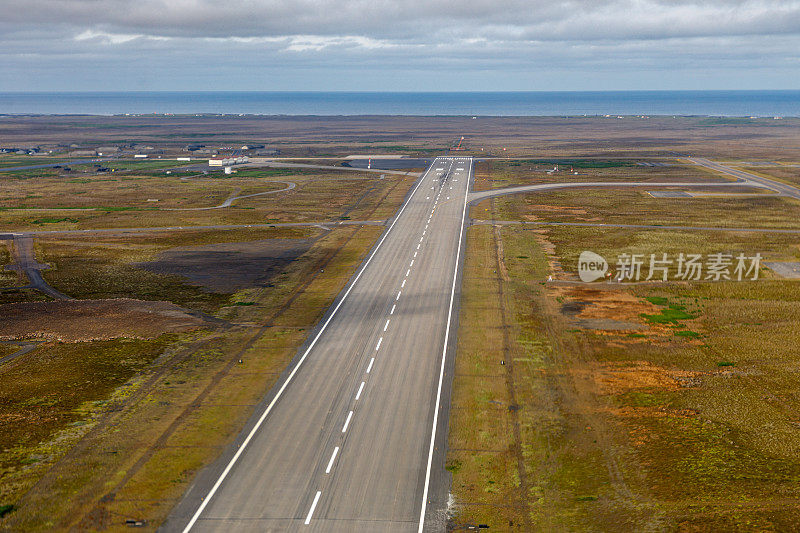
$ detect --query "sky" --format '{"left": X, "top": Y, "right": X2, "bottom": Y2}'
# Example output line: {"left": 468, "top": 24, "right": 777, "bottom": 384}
{"left": 1, "top": 0, "right": 799, "bottom": 91}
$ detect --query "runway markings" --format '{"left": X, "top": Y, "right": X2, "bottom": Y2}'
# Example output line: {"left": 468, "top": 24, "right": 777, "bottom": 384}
{"left": 401, "top": 279, "right": 406, "bottom": 288}
{"left": 406, "top": 268, "right": 410, "bottom": 276}
{"left": 384, "top": 318, "right": 390, "bottom": 331}
{"left": 342, "top": 410, "right": 353, "bottom": 433}
{"left": 418, "top": 157, "right": 471, "bottom": 532}
{"left": 325, "top": 447, "right": 340, "bottom": 474}
{"left": 390, "top": 304, "right": 396, "bottom": 315}
{"left": 409, "top": 260, "right": 414, "bottom": 267}
{"left": 355, "top": 381, "right": 365, "bottom": 400}
{"left": 396, "top": 290, "right": 402, "bottom": 300}
{"left": 417, "top": 243, "right": 421, "bottom": 250}
{"left": 179, "top": 155, "right": 436, "bottom": 533}
{"left": 305, "top": 491, "right": 321, "bottom": 525}
{"left": 376, "top": 337, "right": 383, "bottom": 351}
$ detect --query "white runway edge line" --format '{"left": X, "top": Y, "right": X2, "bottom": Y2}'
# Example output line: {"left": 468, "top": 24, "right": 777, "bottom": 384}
{"left": 417, "top": 158, "right": 470, "bottom": 533}
{"left": 179, "top": 158, "right": 435, "bottom": 533}
{"left": 305, "top": 491, "right": 322, "bottom": 525}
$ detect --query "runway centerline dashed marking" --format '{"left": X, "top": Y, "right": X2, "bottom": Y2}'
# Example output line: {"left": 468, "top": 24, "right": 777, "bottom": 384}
{"left": 390, "top": 304, "right": 396, "bottom": 315}
{"left": 401, "top": 279, "right": 406, "bottom": 288}
{"left": 342, "top": 411, "right": 353, "bottom": 433}
{"left": 396, "top": 290, "right": 402, "bottom": 300}
{"left": 366, "top": 357, "right": 374, "bottom": 373}
{"left": 305, "top": 491, "right": 321, "bottom": 525}
{"left": 355, "top": 381, "right": 365, "bottom": 400}
{"left": 384, "top": 318, "right": 391, "bottom": 331}
{"left": 326, "top": 447, "right": 340, "bottom": 474}
{"left": 376, "top": 337, "right": 383, "bottom": 351}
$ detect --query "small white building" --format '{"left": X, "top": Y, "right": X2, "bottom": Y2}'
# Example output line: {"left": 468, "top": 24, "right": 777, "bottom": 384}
{"left": 209, "top": 155, "right": 249, "bottom": 167}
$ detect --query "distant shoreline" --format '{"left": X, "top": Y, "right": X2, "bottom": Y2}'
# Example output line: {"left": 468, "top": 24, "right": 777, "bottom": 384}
{"left": 1, "top": 90, "right": 798, "bottom": 117}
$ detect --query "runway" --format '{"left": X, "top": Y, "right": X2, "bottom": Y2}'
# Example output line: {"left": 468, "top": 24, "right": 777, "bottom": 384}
{"left": 164, "top": 157, "right": 472, "bottom": 532}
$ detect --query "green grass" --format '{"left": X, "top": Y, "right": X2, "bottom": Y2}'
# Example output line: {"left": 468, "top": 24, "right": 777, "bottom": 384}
{"left": 32, "top": 217, "right": 79, "bottom": 224}
{"left": 640, "top": 307, "right": 694, "bottom": 324}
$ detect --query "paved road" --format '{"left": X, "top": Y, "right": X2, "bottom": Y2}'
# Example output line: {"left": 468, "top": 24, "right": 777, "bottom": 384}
{"left": 166, "top": 181, "right": 297, "bottom": 211}
{"left": 468, "top": 179, "right": 773, "bottom": 203}
{"left": 165, "top": 157, "right": 471, "bottom": 532}
{"left": 688, "top": 157, "right": 800, "bottom": 200}
{"left": 0, "top": 221, "right": 386, "bottom": 239}
{"left": 473, "top": 219, "right": 800, "bottom": 233}
{"left": 0, "top": 158, "right": 112, "bottom": 172}
{"left": 469, "top": 157, "right": 800, "bottom": 204}
{"left": 0, "top": 341, "right": 41, "bottom": 366}
{"left": 245, "top": 160, "right": 422, "bottom": 177}
{"left": 3, "top": 235, "right": 71, "bottom": 300}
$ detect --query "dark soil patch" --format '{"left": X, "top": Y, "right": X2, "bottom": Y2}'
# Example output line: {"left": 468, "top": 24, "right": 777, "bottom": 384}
{"left": 0, "top": 299, "right": 210, "bottom": 342}
{"left": 137, "top": 238, "right": 312, "bottom": 293}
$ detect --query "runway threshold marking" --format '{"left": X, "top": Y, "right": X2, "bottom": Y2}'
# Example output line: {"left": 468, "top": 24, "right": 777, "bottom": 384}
{"left": 417, "top": 158, "right": 470, "bottom": 533}
{"left": 305, "top": 491, "right": 322, "bottom": 525}
{"left": 179, "top": 156, "right": 433, "bottom": 533}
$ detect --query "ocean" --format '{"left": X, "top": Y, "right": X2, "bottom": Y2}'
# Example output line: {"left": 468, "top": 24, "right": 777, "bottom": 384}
{"left": 0, "top": 91, "right": 798, "bottom": 117}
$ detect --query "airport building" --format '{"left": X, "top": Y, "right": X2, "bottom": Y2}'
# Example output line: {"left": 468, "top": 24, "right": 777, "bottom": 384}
{"left": 209, "top": 155, "right": 249, "bottom": 166}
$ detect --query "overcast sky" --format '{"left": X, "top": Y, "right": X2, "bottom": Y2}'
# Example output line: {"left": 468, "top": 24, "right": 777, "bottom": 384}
{"left": 2, "top": 0, "right": 799, "bottom": 91}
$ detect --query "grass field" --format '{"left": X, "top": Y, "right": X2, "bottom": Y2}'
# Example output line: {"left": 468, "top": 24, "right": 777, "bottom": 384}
{"left": 476, "top": 188, "right": 800, "bottom": 231}
{"left": 732, "top": 164, "right": 800, "bottom": 188}
{"left": 0, "top": 168, "right": 407, "bottom": 231}
{"left": 0, "top": 224, "right": 384, "bottom": 531}
{"left": 472, "top": 159, "right": 732, "bottom": 191}
{"left": 0, "top": 152, "right": 413, "bottom": 530}
{"left": 448, "top": 182, "right": 800, "bottom": 530}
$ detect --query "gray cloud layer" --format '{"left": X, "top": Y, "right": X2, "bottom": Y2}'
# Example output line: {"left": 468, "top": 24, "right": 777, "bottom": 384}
{"left": 1, "top": 0, "right": 799, "bottom": 90}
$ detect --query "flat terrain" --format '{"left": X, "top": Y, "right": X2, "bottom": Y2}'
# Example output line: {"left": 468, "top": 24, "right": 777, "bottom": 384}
{"left": 2, "top": 115, "right": 800, "bottom": 532}
{"left": 447, "top": 158, "right": 800, "bottom": 530}
{"left": 165, "top": 157, "right": 471, "bottom": 532}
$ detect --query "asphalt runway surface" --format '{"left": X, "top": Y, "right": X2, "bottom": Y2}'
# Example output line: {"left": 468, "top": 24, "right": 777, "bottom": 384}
{"left": 164, "top": 157, "right": 472, "bottom": 532}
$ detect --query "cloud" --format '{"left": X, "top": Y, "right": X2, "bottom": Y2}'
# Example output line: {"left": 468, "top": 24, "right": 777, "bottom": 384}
{"left": 0, "top": 0, "right": 798, "bottom": 90}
